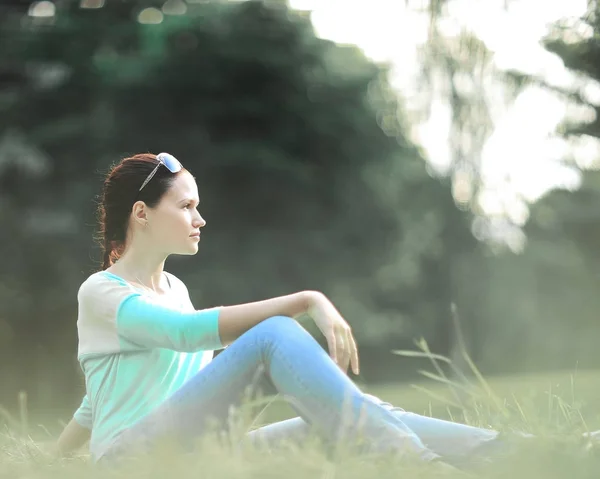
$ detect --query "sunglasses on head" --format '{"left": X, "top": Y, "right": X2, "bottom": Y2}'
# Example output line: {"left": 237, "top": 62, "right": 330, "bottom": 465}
{"left": 138, "top": 152, "right": 183, "bottom": 192}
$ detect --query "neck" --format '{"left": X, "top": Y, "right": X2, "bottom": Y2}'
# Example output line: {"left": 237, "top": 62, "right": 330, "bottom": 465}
{"left": 113, "top": 245, "right": 167, "bottom": 289}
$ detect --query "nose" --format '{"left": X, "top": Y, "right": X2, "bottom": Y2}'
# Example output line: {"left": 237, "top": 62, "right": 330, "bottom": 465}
{"left": 193, "top": 211, "right": 206, "bottom": 228}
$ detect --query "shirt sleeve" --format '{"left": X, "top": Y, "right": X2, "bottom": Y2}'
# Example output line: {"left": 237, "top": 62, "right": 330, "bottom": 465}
{"left": 116, "top": 293, "right": 223, "bottom": 353}
{"left": 77, "top": 272, "right": 223, "bottom": 356}
{"left": 73, "top": 394, "right": 92, "bottom": 430}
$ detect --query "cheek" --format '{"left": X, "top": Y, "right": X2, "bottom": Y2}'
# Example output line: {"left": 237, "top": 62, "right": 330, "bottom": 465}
{"left": 155, "top": 210, "right": 189, "bottom": 240}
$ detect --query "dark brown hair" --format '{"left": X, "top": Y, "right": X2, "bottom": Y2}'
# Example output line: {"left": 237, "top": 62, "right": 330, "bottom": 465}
{"left": 96, "top": 153, "right": 184, "bottom": 270}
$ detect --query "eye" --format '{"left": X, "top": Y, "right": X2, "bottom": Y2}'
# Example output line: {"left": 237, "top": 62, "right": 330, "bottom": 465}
{"left": 183, "top": 203, "right": 192, "bottom": 209}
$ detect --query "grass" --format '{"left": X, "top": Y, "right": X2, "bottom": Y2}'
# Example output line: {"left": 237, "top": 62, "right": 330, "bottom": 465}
{"left": 3, "top": 343, "right": 600, "bottom": 478}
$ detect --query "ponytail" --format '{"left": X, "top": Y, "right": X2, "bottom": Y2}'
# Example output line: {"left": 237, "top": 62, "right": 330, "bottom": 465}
{"left": 97, "top": 199, "right": 121, "bottom": 271}
{"left": 101, "top": 239, "right": 123, "bottom": 270}
{"left": 102, "top": 239, "right": 112, "bottom": 271}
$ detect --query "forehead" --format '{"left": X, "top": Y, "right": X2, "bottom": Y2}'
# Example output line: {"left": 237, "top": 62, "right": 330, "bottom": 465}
{"left": 164, "top": 171, "right": 198, "bottom": 200}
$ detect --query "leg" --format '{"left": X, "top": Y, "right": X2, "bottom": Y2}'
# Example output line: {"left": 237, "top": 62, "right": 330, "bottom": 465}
{"left": 103, "top": 316, "right": 438, "bottom": 461}
{"left": 247, "top": 393, "right": 498, "bottom": 459}
{"left": 392, "top": 412, "right": 498, "bottom": 458}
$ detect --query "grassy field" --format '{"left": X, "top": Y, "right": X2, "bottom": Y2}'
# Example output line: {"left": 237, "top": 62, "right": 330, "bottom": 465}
{"left": 2, "top": 368, "right": 600, "bottom": 478}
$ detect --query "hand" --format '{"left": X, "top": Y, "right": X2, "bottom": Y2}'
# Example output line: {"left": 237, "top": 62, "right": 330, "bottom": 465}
{"left": 306, "top": 292, "right": 360, "bottom": 375}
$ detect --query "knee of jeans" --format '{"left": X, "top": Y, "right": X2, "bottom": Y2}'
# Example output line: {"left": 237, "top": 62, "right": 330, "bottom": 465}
{"left": 253, "top": 315, "right": 304, "bottom": 342}
{"left": 258, "top": 315, "right": 298, "bottom": 332}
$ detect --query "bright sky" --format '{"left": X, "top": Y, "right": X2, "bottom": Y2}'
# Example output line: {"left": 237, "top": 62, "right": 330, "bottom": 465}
{"left": 289, "top": 0, "right": 595, "bottom": 228}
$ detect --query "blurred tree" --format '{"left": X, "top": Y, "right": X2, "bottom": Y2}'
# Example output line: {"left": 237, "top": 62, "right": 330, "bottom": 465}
{"left": 395, "top": 0, "right": 508, "bottom": 379}
{"left": 525, "top": 2, "right": 600, "bottom": 369}
{"left": 0, "top": 0, "right": 473, "bottom": 417}
{"left": 391, "top": 0, "right": 600, "bottom": 375}
{"left": 472, "top": 2, "right": 600, "bottom": 373}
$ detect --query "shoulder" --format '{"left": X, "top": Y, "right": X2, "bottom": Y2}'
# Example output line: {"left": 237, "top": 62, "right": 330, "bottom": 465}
{"left": 77, "top": 271, "right": 137, "bottom": 307}
{"left": 78, "top": 270, "right": 125, "bottom": 295}
{"left": 77, "top": 271, "right": 136, "bottom": 356}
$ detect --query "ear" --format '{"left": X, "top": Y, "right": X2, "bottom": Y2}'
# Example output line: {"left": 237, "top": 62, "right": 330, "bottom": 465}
{"left": 131, "top": 200, "right": 149, "bottom": 227}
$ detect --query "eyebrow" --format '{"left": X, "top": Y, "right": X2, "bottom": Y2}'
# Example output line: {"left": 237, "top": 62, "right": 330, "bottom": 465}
{"left": 177, "top": 197, "right": 200, "bottom": 204}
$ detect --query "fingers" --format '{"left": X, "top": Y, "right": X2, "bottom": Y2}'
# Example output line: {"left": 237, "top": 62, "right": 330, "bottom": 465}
{"left": 348, "top": 328, "right": 360, "bottom": 375}
{"left": 337, "top": 334, "right": 349, "bottom": 374}
{"left": 313, "top": 299, "right": 359, "bottom": 375}
{"left": 332, "top": 324, "right": 358, "bottom": 375}
{"left": 327, "top": 328, "right": 338, "bottom": 364}
{"left": 341, "top": 326, "right": 359, "bottom": 375}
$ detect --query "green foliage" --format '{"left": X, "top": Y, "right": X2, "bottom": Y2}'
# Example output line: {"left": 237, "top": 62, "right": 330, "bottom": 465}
{"left": 0, "top": 0, "right": 472, "bottom": 414}
{"left": 479, "top": 3, "right": 600, "bottom": 373}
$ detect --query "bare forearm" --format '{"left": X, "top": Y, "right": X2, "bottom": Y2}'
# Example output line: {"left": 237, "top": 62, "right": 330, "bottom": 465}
{"left": 217, "top": 290, "right": 318, "bottom": 345}
{"left": 56, "top": 418, "right": 91, "bottom": 457}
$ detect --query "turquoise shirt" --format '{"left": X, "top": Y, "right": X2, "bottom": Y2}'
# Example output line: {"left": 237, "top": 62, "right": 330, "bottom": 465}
{"left": 73, "top": 271, "right": 222, "bottom": 461}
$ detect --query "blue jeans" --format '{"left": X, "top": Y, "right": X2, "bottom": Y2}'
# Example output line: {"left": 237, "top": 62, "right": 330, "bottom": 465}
{"left": 248, "top": 397, "right": 498, "bottom": 461}
{"left": 102, "top": 316, "right": 496, "bottom": 463}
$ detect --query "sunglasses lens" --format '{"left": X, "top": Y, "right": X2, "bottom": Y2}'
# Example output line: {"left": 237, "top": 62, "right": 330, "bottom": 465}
{"left": 157, "top": 153, "right": 183, "bottom": 173}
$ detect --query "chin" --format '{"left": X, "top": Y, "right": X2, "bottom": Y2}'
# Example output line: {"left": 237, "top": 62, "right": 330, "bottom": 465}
{"left": 185, "top": 244, "right": 200, "bottom": 255}
{"left": 171, "top": 239, "right": 200, "bottom": 256}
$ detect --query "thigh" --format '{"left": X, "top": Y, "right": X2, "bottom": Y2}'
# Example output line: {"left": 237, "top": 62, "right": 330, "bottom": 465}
{"left": 109, "top": 334, "right": 276, "bottom": 456}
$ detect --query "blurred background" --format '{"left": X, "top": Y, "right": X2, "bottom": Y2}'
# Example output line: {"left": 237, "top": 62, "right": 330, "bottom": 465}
{"left": 2, "top": 0, "right": 600, "bottom": 432}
